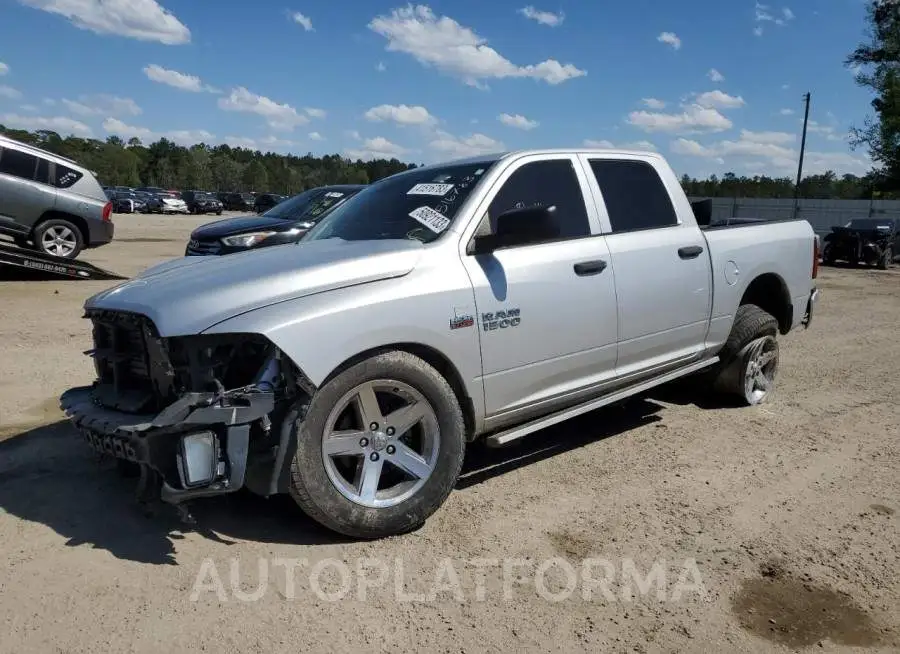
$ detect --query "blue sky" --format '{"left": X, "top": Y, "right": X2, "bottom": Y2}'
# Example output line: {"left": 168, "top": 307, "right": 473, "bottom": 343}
{"left": 0, "top": 0, "right": 878, "bottom": 178}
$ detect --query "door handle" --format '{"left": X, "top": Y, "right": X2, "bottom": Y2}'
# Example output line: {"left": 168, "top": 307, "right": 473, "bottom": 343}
{"left": 678, "top": 245, "right": 704, "bottom": 259}
{"left": 573, "top": 259, "right": 607, "bottom": 276}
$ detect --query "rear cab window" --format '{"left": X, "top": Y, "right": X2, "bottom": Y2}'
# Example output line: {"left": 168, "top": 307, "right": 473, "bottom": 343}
{"left": 587, "top": 159, "right": 678, "bottom": 233}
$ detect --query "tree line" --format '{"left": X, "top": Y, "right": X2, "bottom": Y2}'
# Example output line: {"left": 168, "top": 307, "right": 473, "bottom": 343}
{"left": 0, "top": 125, "right": 414, "bottom": 194}
{"left": 2, "top": 124, "right": 886, "bottom": 200}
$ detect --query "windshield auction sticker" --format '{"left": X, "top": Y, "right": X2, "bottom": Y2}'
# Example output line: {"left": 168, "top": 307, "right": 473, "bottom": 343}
{"left": 409, "top": 206, "right": 451, "bottom": 233}
{"left": 407, "top": 183, "right": 454, "bottom": 196}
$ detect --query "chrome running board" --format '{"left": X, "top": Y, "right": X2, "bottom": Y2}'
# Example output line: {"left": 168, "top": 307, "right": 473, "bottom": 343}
{"left": 484, "top": 357, "right": 719, "bottom": 448}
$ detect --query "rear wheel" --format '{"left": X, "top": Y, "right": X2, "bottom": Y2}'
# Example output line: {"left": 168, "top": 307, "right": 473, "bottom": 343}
{"left": 713, "top": 304, "right": 780, "bottom": 405}
{"left": 33, "top": 218, "right": 83, "bottom": 259}
{"left": 288, "top": 351, "right": 466, "bottom": 539}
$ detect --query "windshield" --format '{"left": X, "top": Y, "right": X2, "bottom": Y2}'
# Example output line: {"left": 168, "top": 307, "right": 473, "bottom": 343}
{"left": 846, "top": 218, "right": 893, "bottom": 230}
{"left": 265, "top": 188, "right": 357, "bottom": 222}
{"left": 305, "top": 162, "right": 496, "bottom": 243}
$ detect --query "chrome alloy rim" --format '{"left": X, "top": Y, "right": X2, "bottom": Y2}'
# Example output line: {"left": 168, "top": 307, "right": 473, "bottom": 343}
{"left": 743, "top": 335, "right": 779, "bottom": 404}
{"left": 321, "top": 380, "right": 440, "bottom": 508}
{"left": 41, "top": 226, "right": 77, "bottom": 257}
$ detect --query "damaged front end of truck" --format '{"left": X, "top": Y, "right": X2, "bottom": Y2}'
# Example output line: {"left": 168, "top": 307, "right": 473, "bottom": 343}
{"left": 60, "top": 309, "right": 313, "bottom": 521}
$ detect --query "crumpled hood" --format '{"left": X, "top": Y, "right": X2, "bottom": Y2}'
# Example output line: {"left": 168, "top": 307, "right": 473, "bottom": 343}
{"left": 86, "top": 239, "right": 423, "bottom": 336}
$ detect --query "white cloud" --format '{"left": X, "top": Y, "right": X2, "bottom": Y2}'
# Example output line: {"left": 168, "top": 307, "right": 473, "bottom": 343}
{"left": 103, "top": 117, "right": 213, "bottom": 145}
{"left": 753, "top": 3, "right": 794, "bottom": 35}
{"left": 305, "top": 107, "right": 326, "bottom": 119}
{"left": 345, "top": 129, "right": 361, "bottom": 140}
{"left": 218, "top": 87, "right": 309, "bottom": 130}
{"left": 708, "top": 68, "right": 725, "bottom": 83}
{"left": 308, "top": 131, "right": 324, "bottom": 141}
{"left": 345, "top": 136, "right": 409, "bottom": 160}
{"left": 223, "top": 136, "right": 257, "bottom": 149}
{"left": 0, "top": 113, "right": 92, "bottom": 136}
{"left": 694, "top": 90, "right": 745, "bottom": 109}
{"left": 627, "top": 104, "right": 733, "bottom": 134}
{"left": 0, "top": 62, "right": 8, "bottom": 76}
{"left": 364, "top": 103, "right": 437, "bottom": 126}
{"left": 20, "top": 104, "right": 38, "bottom": 112}
{"left": 807, "top": 120, "right": 844, "bottom": 142}
{"left": 19, "top": 0, "right": 190, "bottom": 44}
{"left": 376, "top": 61, "right": 387, "bottom": 72}
{"left": 429, "top": 130, "right": 503, "bottom": 158}
{"left": 61, "top": 94, "right": 141, "bottom": 117}
{"left": 0, "top": 85, "right": 22, "bottom": 99}
{"left": 498, "top": 112, "right": 539, "bottom": 130}
{"left": 781, "top": 83, "right": 790, "bottom": 90}
{"left": 670, "top": 130, "right": 868, "bottom": 176}
{"left": 584, "top": 139, "right": 657, "bottom": 151}
{"left": 738, "top": 129, "right": 794, "bottom": 145}
{"left": 583, "top": 139, "right": 614, "bottom": 148}
{"left": 518, "top": 6, "right": 564, "bottom": 27}
{"left": 642, "top": 98, "right": 666, "bottom": 110}
{"left": 368, "top": 5, "right": 586, "bottom": 87}
{"left": 657, "top": 32, "right": 681, "bottom": 50}
{"left": 779, "top": 108, "right": 795, "bottom": 116}
{"left": 143, "top": 64, "right": 216, "bottom": 93}
{"left": 291, "top": 11, "right": 313, "bottom": 31}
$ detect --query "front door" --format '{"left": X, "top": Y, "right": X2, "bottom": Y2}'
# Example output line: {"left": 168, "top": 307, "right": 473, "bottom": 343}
{"left": 460, "top": 155, "right": 619, "bottom": 419}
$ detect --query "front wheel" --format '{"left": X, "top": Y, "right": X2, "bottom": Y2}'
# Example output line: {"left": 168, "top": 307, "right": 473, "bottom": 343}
{"left": 289, "top": 351, "right": 466, "bottom": 539}
{"left": 877, "top": 246, "right": 892, "bottom": 270}
{"left": 712, "top": 304, "right": 780, "bottom": 405}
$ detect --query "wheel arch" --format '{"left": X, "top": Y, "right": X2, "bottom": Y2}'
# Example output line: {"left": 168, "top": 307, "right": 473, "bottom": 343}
{"left": 738, "top": 272, "right": 792, "bottom": 335}
{"left": 33, "top": 210, "right": 89, "bottom": 244}
{"left": 321, "top": 342, "right": 477, "bottom": 441}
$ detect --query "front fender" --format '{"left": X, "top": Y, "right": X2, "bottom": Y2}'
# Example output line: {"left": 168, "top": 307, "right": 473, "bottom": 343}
{"left": 202, "top": 271, "right": 486, "bottom": 427}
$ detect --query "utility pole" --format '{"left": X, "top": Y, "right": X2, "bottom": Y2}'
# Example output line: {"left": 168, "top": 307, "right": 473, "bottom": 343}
{"left": 794, "top": 93, "right": 811, "bottom": 215}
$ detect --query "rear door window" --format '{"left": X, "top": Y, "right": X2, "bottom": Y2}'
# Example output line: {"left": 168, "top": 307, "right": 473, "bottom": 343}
{"left": 588, "top": 159, "right": 678, "bottom": 233}
{"left": 0, "top": 147, "right": 38, "bottom": 180}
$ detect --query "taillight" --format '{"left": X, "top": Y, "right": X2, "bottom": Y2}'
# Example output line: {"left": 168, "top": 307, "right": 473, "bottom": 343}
{"left": 812, "top": 237, "right": 819, "bottom": 279}
{"left": 102, "top": 201, "right": 112, "bottom": 222}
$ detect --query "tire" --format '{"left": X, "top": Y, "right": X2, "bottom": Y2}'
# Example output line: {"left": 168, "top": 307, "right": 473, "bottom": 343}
{"left": 712, "top": 304, "right": 780, "bottom": 406}
{"left": 821, "top": 244, "right": 835, "bottom": 266}
{"left": 877, "top": 247, "right": 892, "bottom": 270}
{"left": 33, "top": 218, "right": 84, "bottom": 259}
{"left": 289, "top": 350, "right": 466, "bottom": 539}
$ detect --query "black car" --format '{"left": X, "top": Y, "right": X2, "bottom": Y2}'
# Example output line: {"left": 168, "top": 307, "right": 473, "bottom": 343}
{"left": 822, "top": 218, "right": 899, "bottom": 269}
{"left": 254, "top": 193, "right": 286, "bottom": 214}
{"left": 222, "top": 192, "right": 256, "bottom": 211}
{"left": 109, "top": 190, "right": 148, "bottom": 214}
{"left": 186, "top": 184, "right": 365, "bottom": 255}
{"left": 182, "top": 190, "right": 223, "bottom": 215}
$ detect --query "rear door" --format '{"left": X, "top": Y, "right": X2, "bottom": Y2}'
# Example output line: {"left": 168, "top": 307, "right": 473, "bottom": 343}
{"left": 460, "top": 154, "right": 619, "bottom": 419}
{"left": 0, "top": 148, "right": 56, "bottom": 231}
{"left": 578, "top": 155, "right": 712, "bottom": 377}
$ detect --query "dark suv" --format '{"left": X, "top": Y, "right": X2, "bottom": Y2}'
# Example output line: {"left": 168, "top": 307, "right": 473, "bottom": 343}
{"left": 254, "top": 193, "right": 285, "bottom": 214}
{"left": 182, "top": 190, "right": 224, "bottom": 215}
{"left": 222, "top": 192, "right": 256, "bottom": 212}
{"left": 0, "top": 134, "right": 114, "bottom": 259}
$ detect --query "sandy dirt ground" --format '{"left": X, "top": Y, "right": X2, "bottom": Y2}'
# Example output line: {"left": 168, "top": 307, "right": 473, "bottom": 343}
{"left": 0, "top": 214, "right": 898, "bottom": 653}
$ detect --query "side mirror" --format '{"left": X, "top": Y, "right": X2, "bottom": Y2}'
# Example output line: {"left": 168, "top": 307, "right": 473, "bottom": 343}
{"left": 470, "top": 205, "right": 559, "bottom": 254}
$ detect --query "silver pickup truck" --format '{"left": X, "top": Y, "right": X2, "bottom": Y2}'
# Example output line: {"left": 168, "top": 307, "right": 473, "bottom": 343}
{"left": 60, "top": 149, "right": 818, "bottom": 538}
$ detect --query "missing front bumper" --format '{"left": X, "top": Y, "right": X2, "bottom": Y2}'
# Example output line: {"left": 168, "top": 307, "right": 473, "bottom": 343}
{"left": 60, "top": 385, "right": 274, "bottom": 504}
